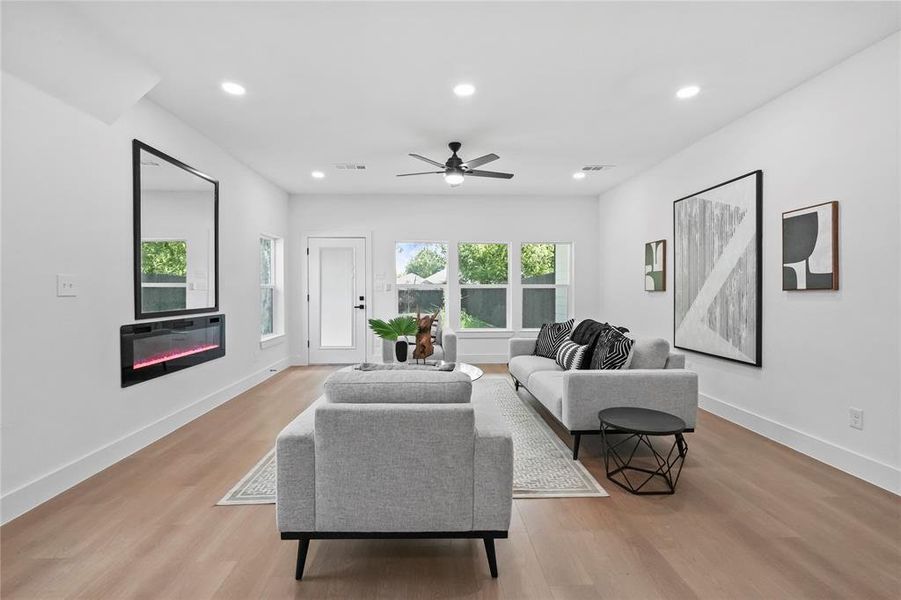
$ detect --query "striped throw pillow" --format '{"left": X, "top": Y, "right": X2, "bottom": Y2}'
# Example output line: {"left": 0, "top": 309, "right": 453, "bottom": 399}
{"left": 600, "top": 329, "right": 634, "bottom": 369}
{"left": 534, "top": 319, "right": 575, "bottom": 359}
{"left": 555, "top": 340, "right": 588, "bottom": 370}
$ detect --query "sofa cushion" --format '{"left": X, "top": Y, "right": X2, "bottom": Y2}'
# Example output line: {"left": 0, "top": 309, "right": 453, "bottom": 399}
{"left": 527, "top": 371, "right": 565, "bottom": 419}
{"left": 509, "top": 354, "right": 561, "bottom": 385}
{"left": 628, "top": 338, "right": 671, "bottom": 369}
{"left": 534, "top": 319, "right": 574, "bottom": 358}
{"left": 555, "top": 340, "right": 588, "bottom": 370}
{"left": 325, "top": 369, "right": 471, "bottom": 404}
{"left": 600, "top": 329, "right": 634, "bottom": 369}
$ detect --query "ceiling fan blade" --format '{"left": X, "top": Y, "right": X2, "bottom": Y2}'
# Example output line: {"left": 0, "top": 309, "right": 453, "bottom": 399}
{"left": 396, "top": 171, "right": 445, "bottom": 177}
{"left": 408, "top": 153, "right": 445, "bottom": 168}
{"left": 467, "top": 169, "right": 514, "bottom": 179}
{"left": 462, "top": 153, "right": 499, "bottom": 169}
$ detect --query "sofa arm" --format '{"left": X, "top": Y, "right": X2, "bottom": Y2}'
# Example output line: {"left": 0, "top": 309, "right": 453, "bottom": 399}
{"left": 509, "top": 337, "right": 537, "bottom": 360}
{"left": 276, "top": 401, "right": 320, "bottom": 532}
{"left": 471, "top": 393, "right": 513, "bottom": 531}
{"left": 442, "top": 328, "right": 457, "bottom": 362}
{"left": 561, "top": 369, "right": 698, "bottom": 431}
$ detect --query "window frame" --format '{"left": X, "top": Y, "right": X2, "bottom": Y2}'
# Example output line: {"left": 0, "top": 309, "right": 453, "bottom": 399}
{"left": 140, "top": 238, "right": 189, "bottom": 312}
{"left": 260, "top": 234, "right": 284, "bottom": 345}
{"left": 395, "top": 240, "right": 449, "bottom": 320}
{"left": 457, "top": 241, "right": 512, "bottom": 331}
{"left": 520, "top": 242, "right": 574, "bottom": 331}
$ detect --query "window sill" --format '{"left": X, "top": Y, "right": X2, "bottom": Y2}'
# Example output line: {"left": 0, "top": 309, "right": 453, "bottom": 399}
{"left": 260, "top": 333, "right": 286, "bottom": 349}
{"left": 455, "top": 329, "right": 515, "bottom": 339}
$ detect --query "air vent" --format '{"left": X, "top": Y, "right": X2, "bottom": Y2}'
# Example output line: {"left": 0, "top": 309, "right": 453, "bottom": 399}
{"left": 334, "top": 163, "right": 367, "bottom": 170}
{"left": 581, "top": 165, "right": 615, "bottom": 172}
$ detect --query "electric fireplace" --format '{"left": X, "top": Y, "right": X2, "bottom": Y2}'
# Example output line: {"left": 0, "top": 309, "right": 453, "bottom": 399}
{"left": 121, "top": 314, "right": 225, "bottom": 387}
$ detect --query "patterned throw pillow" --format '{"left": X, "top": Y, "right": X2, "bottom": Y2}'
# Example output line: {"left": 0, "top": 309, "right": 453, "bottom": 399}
{"left": 534, "top": 319, "right": 575, "bottom": 359}
{"left": 555, "top": 340, "right": 588, "bottom": 370}
{"left": 600, "top": 329, "right": 634, "bottom": 369}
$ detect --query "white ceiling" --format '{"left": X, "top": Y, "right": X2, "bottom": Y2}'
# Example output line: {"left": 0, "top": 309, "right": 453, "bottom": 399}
{"left": 67, "top": 1, "right": 900, "bottom": 195}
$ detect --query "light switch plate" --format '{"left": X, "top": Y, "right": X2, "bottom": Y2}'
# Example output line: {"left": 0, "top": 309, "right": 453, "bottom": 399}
{"left": 57, "top": 274, "right": 78, "bottom": 297}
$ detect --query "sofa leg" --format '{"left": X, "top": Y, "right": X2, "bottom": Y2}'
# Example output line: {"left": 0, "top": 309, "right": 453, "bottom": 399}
{"left": 483, "top": 537, "right": 499, "bottom": 578}
{"left": 295, "top": 538, "right": 310, "bottom": 580}
{"left": 572, "top": 432, "right": 581, "bottom": 460}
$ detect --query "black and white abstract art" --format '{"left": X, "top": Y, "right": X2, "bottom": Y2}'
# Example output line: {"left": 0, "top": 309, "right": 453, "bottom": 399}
{"left": 673, "top": 171, "right": 762, "bottom": 366}
{"left": 782, "top": 201, "right": 839, "bottom": 290}
{"left": 645, "top": 239, "right": 666, "bottom": 291}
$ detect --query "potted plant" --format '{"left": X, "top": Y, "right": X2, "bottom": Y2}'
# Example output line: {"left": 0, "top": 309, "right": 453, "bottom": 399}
{"left": 368, "top": 316, "right": 418, "bottom": 362}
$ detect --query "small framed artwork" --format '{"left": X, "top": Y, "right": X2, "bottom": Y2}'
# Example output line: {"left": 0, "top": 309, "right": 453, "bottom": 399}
{"left": 782, "top": 201, "right": 839, "bottom": 290}
{"left": 645, "top": 239, "right": 666, "bottom": 291}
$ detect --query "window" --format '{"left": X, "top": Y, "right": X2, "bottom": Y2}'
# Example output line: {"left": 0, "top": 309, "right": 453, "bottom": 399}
{"left": 396, "top": 242, "right": 447, "bottom": 316}
{"left": 260, "top": 236, "right": 283, "bottom": 339}
{"left": 458, "top": 243, "right": 509, "bottom": 329}
{"left": 521, "top": 243, "right": 571, "bottom": 328}
{"left": 141, "top": 240, "right": 188, "bottom": 312}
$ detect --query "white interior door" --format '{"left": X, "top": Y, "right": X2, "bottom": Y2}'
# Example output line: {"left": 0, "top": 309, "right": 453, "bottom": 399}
{"left": 308, "top": 237, "right": 367, "bottom": 364}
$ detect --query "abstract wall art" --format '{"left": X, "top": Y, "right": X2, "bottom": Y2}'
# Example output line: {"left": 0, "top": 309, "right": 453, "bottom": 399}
{"left": 673, "top": 171, "right": 762, "bottom": 366}
{"left": 782, "top": 201, "right": 839, "bottom": 291}
{"left": 645, "top": 240, "right": 666, "bottom": 291}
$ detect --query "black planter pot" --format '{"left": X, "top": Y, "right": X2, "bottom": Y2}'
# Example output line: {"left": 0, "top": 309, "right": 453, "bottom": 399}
{"left": 395, "top": 340, "right": 408, "bottom": 362}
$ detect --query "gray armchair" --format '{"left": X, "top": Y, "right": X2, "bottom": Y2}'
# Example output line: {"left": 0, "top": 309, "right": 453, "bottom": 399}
{"left": 381, "top": 325, "right": 457, "bottom": 363}
{"left": 276, "top": 368, "right": 512, "bottom": 580}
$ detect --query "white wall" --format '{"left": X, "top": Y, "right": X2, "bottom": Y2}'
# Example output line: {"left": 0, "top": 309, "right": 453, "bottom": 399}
{"left": 596, "top": 34, "right": 900, "bottom": 493}
{"left": 288, "top": 194, "right": 600, "bottom": 364}
{"left": 0, "top": 73, "right": 291, "bottom": 522}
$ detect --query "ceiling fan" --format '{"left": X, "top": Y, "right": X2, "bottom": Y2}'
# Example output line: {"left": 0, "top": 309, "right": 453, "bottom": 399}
{"left": 397, "top": 142, "right": 514, "bottom": 186}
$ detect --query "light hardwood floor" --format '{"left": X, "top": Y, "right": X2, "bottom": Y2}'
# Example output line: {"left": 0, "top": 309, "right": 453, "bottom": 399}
{"left": 2, "top": 365, "right": 899, "bottom": 599}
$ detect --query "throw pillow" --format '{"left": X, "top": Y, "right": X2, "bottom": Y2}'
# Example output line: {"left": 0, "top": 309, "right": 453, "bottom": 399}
{"left": 534, "top": 318, "right": 574, "bottom": 359}
{"left": 555, "top": 339, "right": 588, "bottom": 370}
{"left": 600, "top": 329, "right": 634, "bottom": 369}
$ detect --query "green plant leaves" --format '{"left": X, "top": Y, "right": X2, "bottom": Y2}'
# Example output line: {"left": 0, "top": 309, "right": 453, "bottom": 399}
{"left": 368, "top": 315, "right": 417, "bottom": 340}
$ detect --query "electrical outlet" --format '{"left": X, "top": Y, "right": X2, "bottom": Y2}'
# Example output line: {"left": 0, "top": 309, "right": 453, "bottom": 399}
{"left": 57, "top": 274, "right": 78, "bottom": 297}
{"left": 849, "top": 407, "right": 864, "bottom": 430}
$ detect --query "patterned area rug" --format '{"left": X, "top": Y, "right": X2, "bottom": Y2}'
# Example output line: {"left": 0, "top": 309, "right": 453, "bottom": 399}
{"left": 218, "top": 376, "right": 606, "bottom": 504}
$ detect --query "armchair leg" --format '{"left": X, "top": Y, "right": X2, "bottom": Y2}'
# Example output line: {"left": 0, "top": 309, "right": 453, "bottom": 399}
{"left": 295, "top": 538, "right": 310, "bottom": 580}
{"left": 483, "top": 537, "right": 499, "bottom": 578}
{"left": 513, "top": 378, "right": 520, "bottom": 391}
{"left": 572, "top": 432, "right": 581, "bottom": 460}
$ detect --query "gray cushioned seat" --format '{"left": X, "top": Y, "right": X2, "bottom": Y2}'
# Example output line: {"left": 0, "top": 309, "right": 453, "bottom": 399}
{"left": 526, "top": 370, "right": 565, "bottom": 418}
{"left": 508, "top": 355, "right": 561, "bottom": 386}
{"left": 324, "top": 369, "right": 471, "bottom": 404}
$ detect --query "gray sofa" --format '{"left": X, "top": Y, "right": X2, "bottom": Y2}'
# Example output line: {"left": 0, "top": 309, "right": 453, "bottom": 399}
{"left": 509, "top": 334, "right": 698, "bottom": 459}
{"left": 276, "top": 368, "right": 513, "bottom": 580}
{"left": 381, "top": 325, "right": 457, "bottom": 363}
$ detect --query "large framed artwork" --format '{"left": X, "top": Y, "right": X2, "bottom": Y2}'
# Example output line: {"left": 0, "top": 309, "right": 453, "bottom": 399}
{"left": 782, "top": 201, "right": 839, "bottom": 291}
{"left": 645, "top": 240, "right": 666, "bottom": 291}
{"left": 673, "top": 170, "right": 762, "bottom": 366}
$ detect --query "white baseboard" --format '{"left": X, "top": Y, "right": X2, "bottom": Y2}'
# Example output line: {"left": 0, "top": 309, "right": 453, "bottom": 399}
{"left": 458, "top": 353, "right": 508, "bottom": 364}
{"left": 699, "top": 392, "right": 900, "bottom": 495}
{"left": 0, "top": 357, "right": 291, "bottom": 525}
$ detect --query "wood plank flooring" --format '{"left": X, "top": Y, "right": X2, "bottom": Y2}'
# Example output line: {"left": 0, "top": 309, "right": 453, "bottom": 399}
{"left": 2, "top": 365, "right": 899, "bottom": 599}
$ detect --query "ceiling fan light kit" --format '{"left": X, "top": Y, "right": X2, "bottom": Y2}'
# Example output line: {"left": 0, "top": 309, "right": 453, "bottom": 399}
{"left": 397, "top": 141, "right": 514, "bottom": 186}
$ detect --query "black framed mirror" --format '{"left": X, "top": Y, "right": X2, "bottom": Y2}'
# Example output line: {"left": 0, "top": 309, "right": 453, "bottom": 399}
{"left": 133, "top": 140, "right": 219, "bottom": 320}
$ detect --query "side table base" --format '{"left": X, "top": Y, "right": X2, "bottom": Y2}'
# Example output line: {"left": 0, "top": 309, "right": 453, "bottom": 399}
{"left": 601, "top": 427, "right": 687, "bottom": 495}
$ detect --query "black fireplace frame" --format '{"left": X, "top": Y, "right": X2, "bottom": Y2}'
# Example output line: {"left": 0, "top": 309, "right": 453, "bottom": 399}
{"left": 120, "top": 314, "right": 225, "bottom": 387}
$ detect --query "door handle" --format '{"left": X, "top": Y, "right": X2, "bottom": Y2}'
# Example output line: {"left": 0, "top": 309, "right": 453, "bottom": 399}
{"left": 354, "top": 304, "right": 365, "bottom": 309}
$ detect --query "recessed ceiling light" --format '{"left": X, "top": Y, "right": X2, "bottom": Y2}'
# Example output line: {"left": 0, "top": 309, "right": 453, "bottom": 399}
{"left": 676, "top": 85, "right": 700, "bottom": 99}
{"left": 311, "top": 171, "right": 325, "bottom": 179}
{"left": 572, "top": 172, "right": 587, "bottom": 180}
{"left": 453, "top": 83, "right": 476, "bottom": 97}
{"left": 221, "top": 81, "right": 246, "bottom": 96}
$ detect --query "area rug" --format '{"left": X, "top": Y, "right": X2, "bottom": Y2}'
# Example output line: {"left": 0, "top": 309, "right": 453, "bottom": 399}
{"left": 218, "top": 376, "right": 606, "bottom": 504}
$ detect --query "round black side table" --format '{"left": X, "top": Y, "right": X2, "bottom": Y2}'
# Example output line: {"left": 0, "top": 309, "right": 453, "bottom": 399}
{"left": 598, "top": 407, "right": 688, "bottom": 495}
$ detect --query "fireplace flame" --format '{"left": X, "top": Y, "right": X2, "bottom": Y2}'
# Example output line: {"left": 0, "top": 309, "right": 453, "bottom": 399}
{"left": 133, "top": 343, "right": 220, "bottom": 370}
